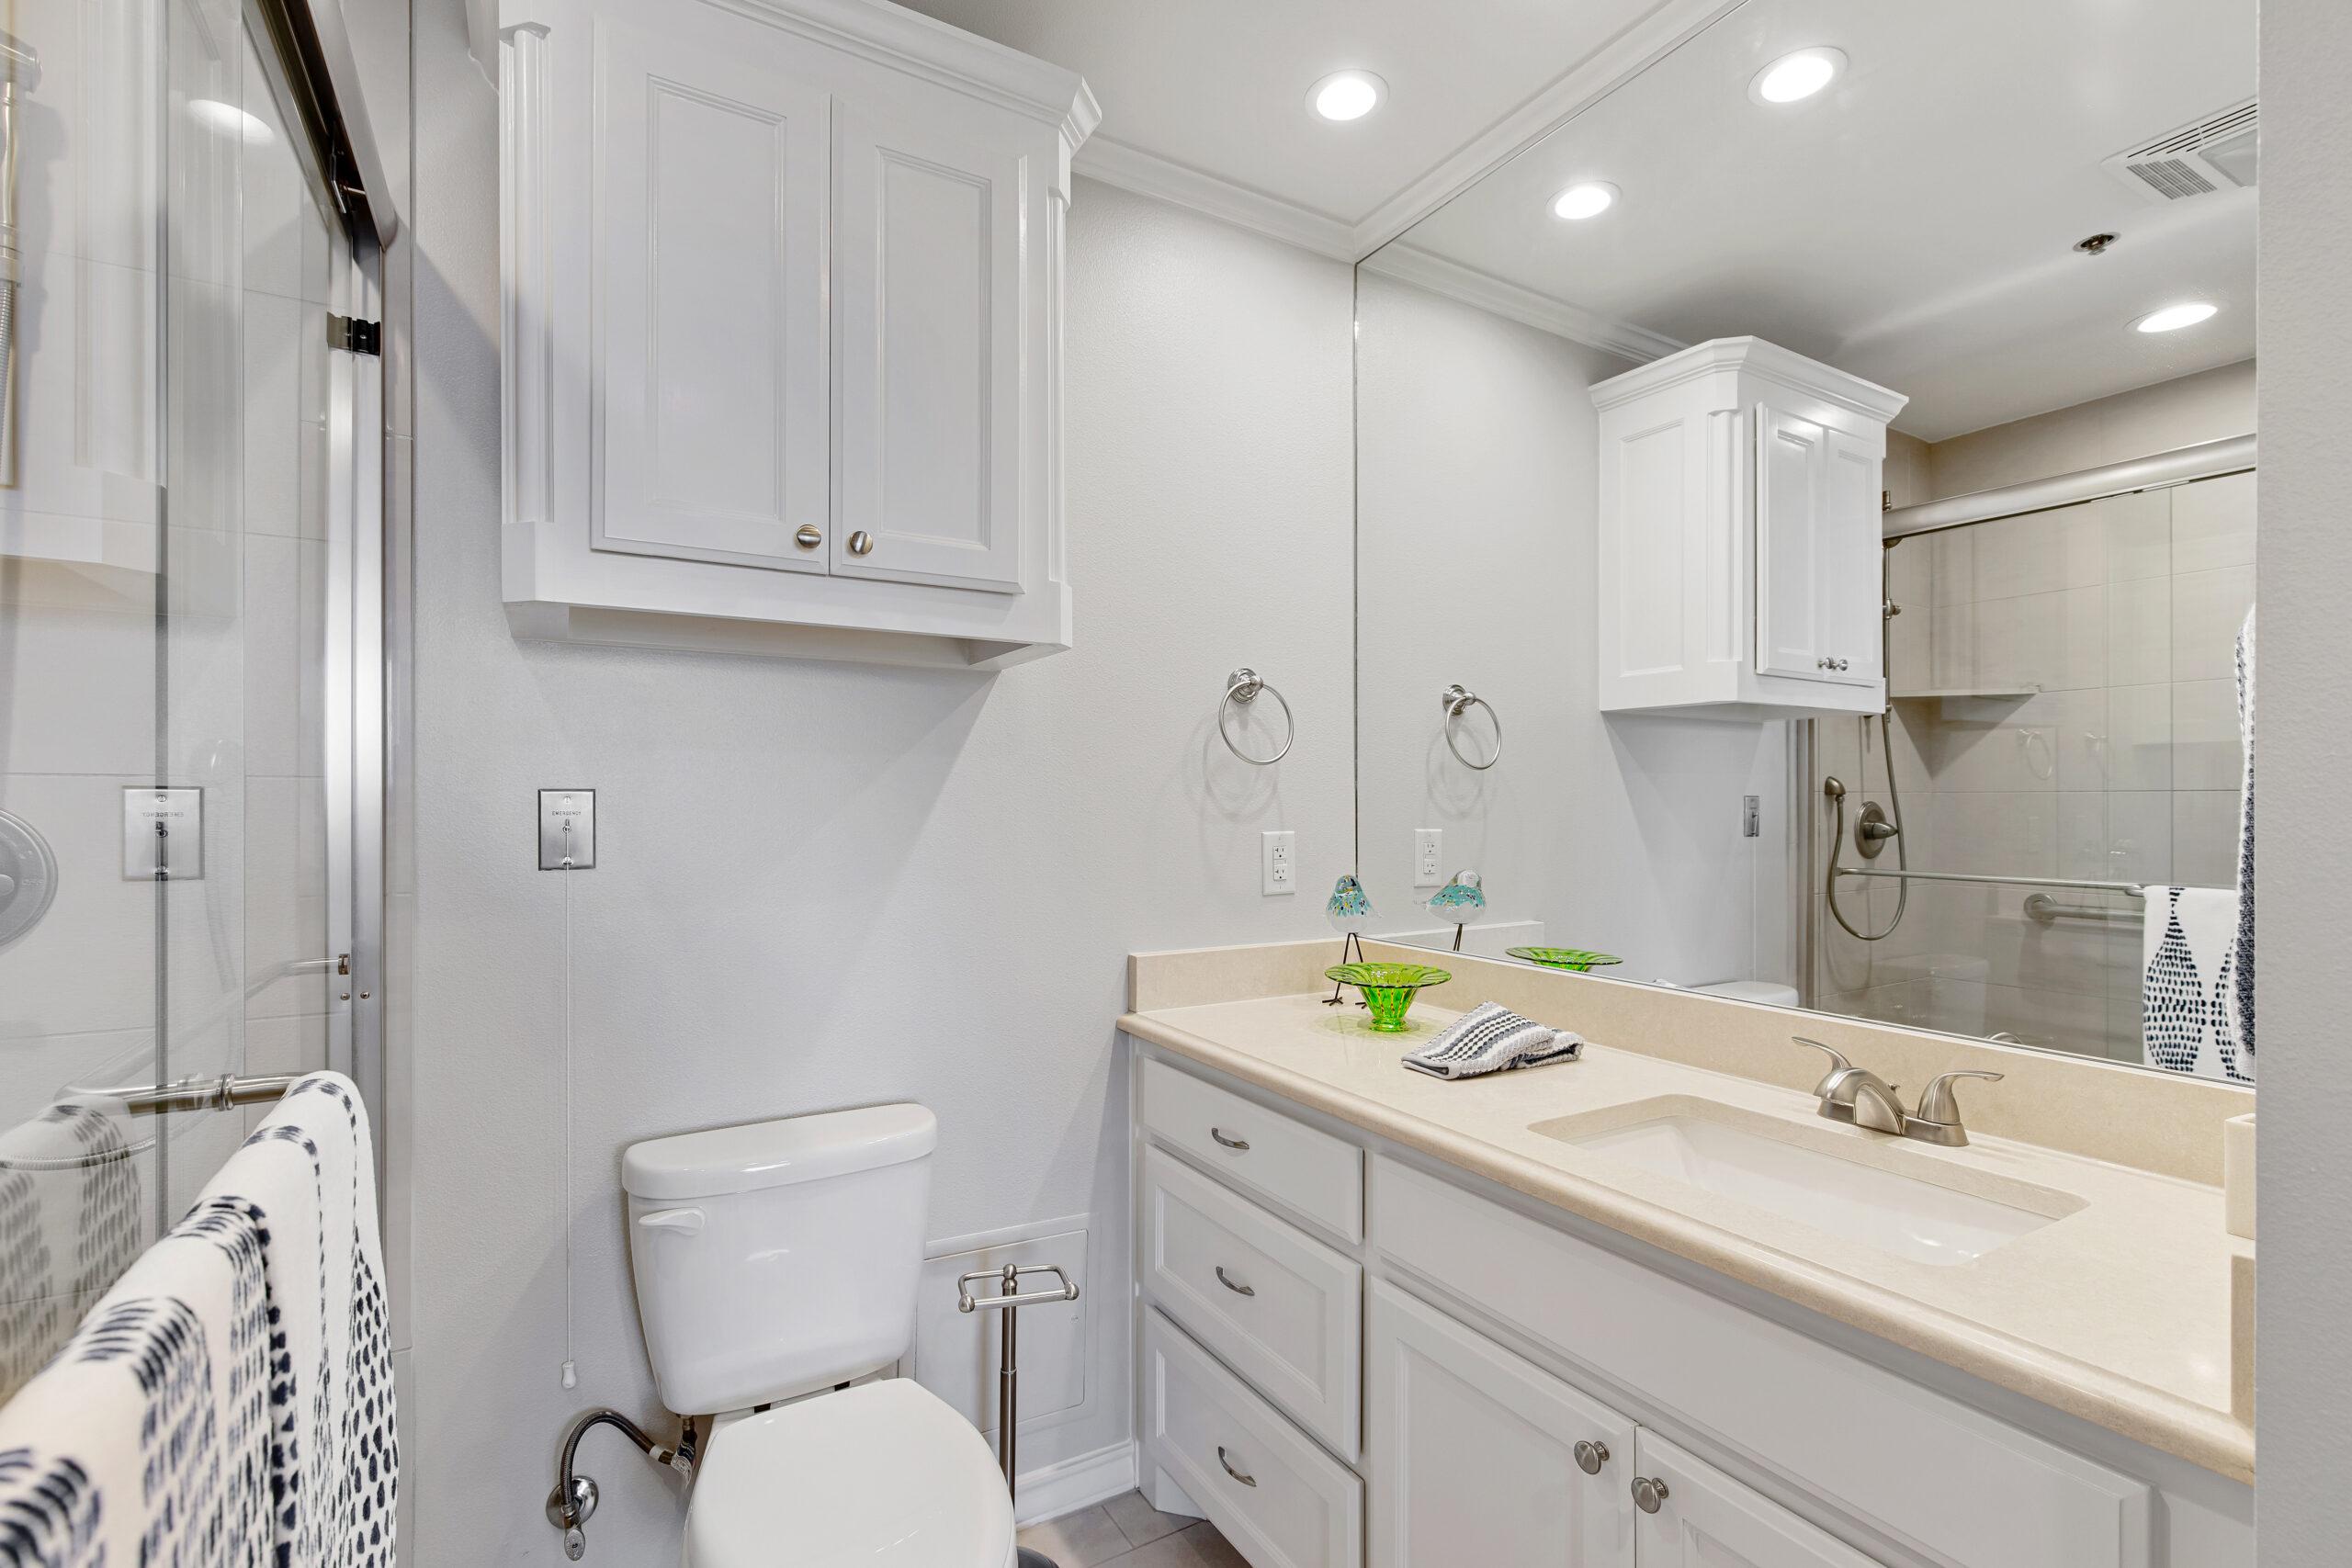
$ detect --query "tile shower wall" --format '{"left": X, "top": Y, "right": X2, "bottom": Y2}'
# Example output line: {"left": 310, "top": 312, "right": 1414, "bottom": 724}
{"left": 1816, "top": 471, "right": 2255, "bottom": 1059}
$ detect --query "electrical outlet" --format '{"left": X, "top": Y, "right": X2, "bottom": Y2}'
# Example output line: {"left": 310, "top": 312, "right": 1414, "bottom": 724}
{"left": 1261, "top": 830, "right": 1296, "bottom": 896}
{"left": 1414, "top": 829, "right": 1443, "bottom": 886}
{"left": 1743, "top": 795, "right": 1761, "bottom": 838}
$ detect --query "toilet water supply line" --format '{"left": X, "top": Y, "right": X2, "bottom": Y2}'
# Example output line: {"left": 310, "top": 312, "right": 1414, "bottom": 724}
{"left": 560, "top": 826, "right": 577, "bottom": 1389}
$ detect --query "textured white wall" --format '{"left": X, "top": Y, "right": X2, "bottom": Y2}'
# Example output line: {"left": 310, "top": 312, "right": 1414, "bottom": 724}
{"left": 404, "top": 0, "right": 1354, "bottom": 1552}
{"left": 1354, "top": 273, "right": 1792, "bottom": 988}
{"left": 2254, "top": 0, "right": 2352, "bottom": 1558}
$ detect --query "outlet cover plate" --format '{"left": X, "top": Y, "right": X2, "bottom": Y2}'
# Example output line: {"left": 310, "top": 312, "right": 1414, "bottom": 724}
{"left": 1414, "top": 828, "right": 1443, "bottom": 886}
{"left": 1261, "top": 829, "right": 1295, "bottom": 895}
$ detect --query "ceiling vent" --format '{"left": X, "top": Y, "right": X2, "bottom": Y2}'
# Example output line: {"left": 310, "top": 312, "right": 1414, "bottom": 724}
{"left": 2103, "top": 98, "right": 2258, "bottom": 204}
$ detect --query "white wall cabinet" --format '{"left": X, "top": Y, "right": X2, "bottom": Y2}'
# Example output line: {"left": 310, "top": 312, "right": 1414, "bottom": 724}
{"left": 1591, "top": 338, "right": 1906, "bottom": 719}
{"left": 499, "top": 0, "right": 1096, "bottom": 668}
{"left": 1129, "top": 1044, "right": 2249, "bottom": 1568}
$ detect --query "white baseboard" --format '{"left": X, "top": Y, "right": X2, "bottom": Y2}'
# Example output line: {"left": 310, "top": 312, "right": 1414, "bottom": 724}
{"left": 1014, "top": 1438, "right": 1138, "bottom": 1528}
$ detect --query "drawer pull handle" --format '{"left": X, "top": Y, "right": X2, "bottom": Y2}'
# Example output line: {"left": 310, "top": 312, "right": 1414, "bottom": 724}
{"left": 1217, "top": 1446, "right": 1257, "bottom": 1488}
{"left": 1215, "top": 1266, "right": 1255, "bottom": 1298}
{"left": 1209, "top": 1127, "right": 1250, "bottom": 1152}
{"left": 1574, "top": 1438, "right": 1609, "bottom": 1474}
{"left": 1632, "top": 1476, "right": 1669, "bottom": 1515}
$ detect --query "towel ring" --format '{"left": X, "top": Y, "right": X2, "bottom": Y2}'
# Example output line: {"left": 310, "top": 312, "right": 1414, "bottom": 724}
{"left": 1218, "top": 668, "right": 1295, "bottom": 766}
{"left": 1441, "top": 684, "right": 1502, "bottom": 771}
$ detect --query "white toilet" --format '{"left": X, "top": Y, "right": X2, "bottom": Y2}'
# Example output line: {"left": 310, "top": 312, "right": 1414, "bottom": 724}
{"left": 623, "top": 1103, "right": 1017, "bottom": 1568}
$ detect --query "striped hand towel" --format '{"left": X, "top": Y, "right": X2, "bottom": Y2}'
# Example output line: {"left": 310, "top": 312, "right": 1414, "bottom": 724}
{"left": 1404, "top": 1002, "right": 1584, "bottom": 1080}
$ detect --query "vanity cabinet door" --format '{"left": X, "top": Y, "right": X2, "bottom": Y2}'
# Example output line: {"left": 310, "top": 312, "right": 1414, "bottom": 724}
{"left": 1630, "top": 1431, "right": 1883, "bottom": 1568}
{"left": 1368, "top": 1280, "right": 1636, "bottom": 1568}
{"left": 831, "top": 90, "right": 1031, "bottom": 593}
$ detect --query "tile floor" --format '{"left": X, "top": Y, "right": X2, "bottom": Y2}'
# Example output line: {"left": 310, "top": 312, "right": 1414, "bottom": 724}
{"left": 1016, "top": 1490, "right": 1245, "bottom": 1568}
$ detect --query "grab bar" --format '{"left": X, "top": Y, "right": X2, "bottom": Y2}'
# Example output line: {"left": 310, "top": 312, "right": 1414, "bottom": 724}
{"left": 1829, "top": 865, "right": 2144, "bottom": 897}
{"left": 2023, "top": 893, "right": 2143, "bottom": 925}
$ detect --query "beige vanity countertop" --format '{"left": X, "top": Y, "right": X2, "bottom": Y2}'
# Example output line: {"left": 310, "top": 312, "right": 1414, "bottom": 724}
{"left": 1120, "top": 990, "right": 2255, "bottom": 1483}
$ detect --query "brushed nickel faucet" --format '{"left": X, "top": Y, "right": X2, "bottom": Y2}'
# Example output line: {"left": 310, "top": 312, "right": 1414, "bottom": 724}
{"left": 1792, "top": 1039, "right": 2004, "bottom": 1146}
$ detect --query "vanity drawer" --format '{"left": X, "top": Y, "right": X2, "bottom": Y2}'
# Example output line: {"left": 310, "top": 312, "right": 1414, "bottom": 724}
{"left": 1371, "top": 1156, "right": 2152, "bottom": 1568}
{"left": 1142, "top": 1145, "right": 1362, "bottom": 1459}
{"left": 1141, "top": 1055, "right": 1364, "bottom": 1242}
{"left": 1143, "top": 1306, "right": 1364, "bottom": 1568}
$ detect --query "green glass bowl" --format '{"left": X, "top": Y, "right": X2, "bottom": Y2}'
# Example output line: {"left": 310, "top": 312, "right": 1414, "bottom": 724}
{"left": 1507, "top": 946, "right": 1623, "bottom": 973}
{"left": 1326, "top": 962, "right": 1451, "bottom": 1032}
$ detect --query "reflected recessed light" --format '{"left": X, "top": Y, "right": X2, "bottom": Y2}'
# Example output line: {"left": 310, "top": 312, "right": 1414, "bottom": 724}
{"left": 188, "top": 97, "right": 274, "bottom": 143}
{"left": 1308, "top": 70, "right": 1385, "bottom": 122}
{"left": 2134, "top": 300, "right": 2219, "bottom": 333}
{"left": 1748, "top": 47, "right": 1847, "bottom": 106}
{"left": 1550, "top": 181, "right": 1619, "bottom": 220}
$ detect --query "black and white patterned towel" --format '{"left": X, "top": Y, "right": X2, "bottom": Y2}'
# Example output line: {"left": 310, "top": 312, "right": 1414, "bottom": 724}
{"left": 0, "top": 1097, "right": 148, "bottom": 1406}
{"left": 2142, "top": 888, "right": 2253, "bottom": 1084}
{"left": 1404, "top": 1002, "right": 1585, "bottom": 1079}
{"left": 0, "top": 1072, "right": 396, "bottom": 1568}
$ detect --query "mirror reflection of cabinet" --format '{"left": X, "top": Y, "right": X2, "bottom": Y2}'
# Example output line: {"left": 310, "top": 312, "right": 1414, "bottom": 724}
{"left": 1591, "top": 338, "right": 1905, "bottom": 719}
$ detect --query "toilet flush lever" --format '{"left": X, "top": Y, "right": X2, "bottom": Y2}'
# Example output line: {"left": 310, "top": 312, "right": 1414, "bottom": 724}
{"left": 635, "top": 1207, "right": 705, "bottom": 1235}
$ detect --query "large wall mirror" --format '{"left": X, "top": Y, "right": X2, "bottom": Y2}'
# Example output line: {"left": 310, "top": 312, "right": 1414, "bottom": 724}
{"left": 1351, "top": 0, "right": 2256, "bottom": 1085}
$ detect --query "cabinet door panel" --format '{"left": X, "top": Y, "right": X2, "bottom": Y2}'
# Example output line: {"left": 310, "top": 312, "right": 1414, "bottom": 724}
{"left": 832, "top": 99, "right": 1026, "bottom": 592}
{"left": 591, "top": 18, "right": 831, "bottom": 570}
{"left": 1369, "top": 1280, "right": 1635, "bottom": 1568}
{"left": 1633, "top": 1431, "right": 1883, "bottom": 1568}
{"left": 1754, "top": 403, "right": 1830, "bottom": 682}
{"left": 1820, "top": 429, "right": 1883, "bottom": 686}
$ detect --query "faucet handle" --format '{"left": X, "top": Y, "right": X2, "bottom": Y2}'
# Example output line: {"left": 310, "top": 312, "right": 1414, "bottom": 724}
{"left": 1790, "top": 1037, "right": 1852, "bottom": 1096}
{"left": 1915, "top": 1069, "right": 2004, "bottom": 1124}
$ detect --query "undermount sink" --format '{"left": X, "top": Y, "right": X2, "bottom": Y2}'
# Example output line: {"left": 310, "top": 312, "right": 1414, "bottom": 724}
{"left": 1533, "top": 1100, "right": 2081, "bottom": 1267}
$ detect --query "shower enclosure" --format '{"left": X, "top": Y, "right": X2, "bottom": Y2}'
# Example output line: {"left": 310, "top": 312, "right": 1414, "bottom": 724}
{"left": 1803, "top": 457, "right": 2256, "bottom": 1064}
{"left": 0, "top": 0, "right": 388, "bottom": 1396}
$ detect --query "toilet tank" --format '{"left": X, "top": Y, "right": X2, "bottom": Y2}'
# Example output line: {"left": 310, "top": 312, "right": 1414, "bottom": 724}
{"left": 623, "top": 1104, "right": 937, "bottom": 1416}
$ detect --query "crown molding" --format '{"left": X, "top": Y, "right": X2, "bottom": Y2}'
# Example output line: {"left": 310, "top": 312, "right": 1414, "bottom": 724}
{"left": 1074, "top": 138, "right": 1358, "bottom": 261}
{"left": 1348, "top": 0, "right": 1746, "bottom": 256}
{"left": 1589, "top": 336, "right": 1912, "bottom": 423}
{"left": 1362, "top": 243, "right": 1682, "bottom": 364}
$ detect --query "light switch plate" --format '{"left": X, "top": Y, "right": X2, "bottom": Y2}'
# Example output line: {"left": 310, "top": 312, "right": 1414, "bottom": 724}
{"left": 122, "top": 787, "right": 203, "bottom": 880}
{"left": 538, "top": 789, "right": 596, "bottom": 869}
{"left": 1414, "top": 829, "right": 1443, "bottom": 886}
{"left": 1261, "top": 829, "right": 1295, "bottom": 895}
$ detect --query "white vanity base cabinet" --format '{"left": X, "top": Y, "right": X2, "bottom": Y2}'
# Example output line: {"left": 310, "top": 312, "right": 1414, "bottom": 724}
{"left": 1125, "top": 1044, "right": 2252, "bottom": 1568}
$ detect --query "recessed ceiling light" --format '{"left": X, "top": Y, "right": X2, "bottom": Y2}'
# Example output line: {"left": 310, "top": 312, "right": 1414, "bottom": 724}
{"left": 1550, "top": 181, "right": 1620, "bottom": 221}
{"left": 2134, "top": 300, "right": 2219, "bottom": 333}
{"left": 1748, "top": 47, "right": 1847, "bottom": 106}
{"left": 1308, "top": 70, "right": 1385, "bottom": 122}
{"left": 188, "top": 97, "right": 273, "bottom": 143}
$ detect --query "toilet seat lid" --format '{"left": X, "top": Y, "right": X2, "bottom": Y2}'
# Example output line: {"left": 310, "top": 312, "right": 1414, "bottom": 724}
{"left": 685, "top": 1380, "right": 1013, "bottom": 1568}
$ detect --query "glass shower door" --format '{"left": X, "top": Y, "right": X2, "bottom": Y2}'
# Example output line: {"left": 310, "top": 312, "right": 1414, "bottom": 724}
{"left": 0, "top": 0, "right": 362, "bottom": 1396}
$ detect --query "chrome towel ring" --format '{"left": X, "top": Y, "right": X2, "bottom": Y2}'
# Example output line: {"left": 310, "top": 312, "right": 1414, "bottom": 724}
{"left": 1218, "top": 667, "right": 1295, "bottom": 765}
{"left": 1441, "top": 683, "right": 1501, "bottom": 771}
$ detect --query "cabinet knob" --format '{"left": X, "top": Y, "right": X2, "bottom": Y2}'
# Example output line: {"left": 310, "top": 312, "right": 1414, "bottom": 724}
{"left": 1632, "top": 1475, "right": 1669, "bottom": 1514}
{"left": 848, "top": 530, "right": 875, "bottom": 557}
{"left": 1217, "top": 1446, "right": 1257, "bottom": 1488}
{"left": 1215, "top": 1265, "right": 1256, "bottom": 1298}
{"left": 1574, "top": 1439, "right": 1610, "bottom": 1475}
{"left": 794, "top": 525, "right": 822, "bottom": 550}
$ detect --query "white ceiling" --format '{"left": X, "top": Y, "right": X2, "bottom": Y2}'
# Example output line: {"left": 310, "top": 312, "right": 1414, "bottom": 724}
{"left": 895, "top": 0, "right": 1719, "bottom": 254}
{"left": 1380, "top": 0, "right": 2258, "bottom": 440}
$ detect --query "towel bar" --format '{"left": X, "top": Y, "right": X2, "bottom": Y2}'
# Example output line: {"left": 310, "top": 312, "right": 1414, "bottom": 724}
{"left": 89, "top": 1073, "right": 301, "bottom": 1116}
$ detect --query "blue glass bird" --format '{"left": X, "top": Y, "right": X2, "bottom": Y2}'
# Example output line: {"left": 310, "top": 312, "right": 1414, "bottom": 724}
{"left": 1324, "top": 874, "right": 1375, "bottom": 1005}
{"left": 1426, "top": 869, "right": 1485, "bottom": 953}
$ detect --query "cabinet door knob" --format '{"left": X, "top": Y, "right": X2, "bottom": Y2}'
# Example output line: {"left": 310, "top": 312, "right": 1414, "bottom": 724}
{"left": 1215, "top": 1265, "right": 1255, "bottom": 1297}
{"left": 848, "top": 529, "right": 875, "bottom": 557}
{"left": 1574, "top": 1439, "right": 1609, "bottom": 1475}
{"left": 794, "top": 525, "right": 822, "bottom": 550}
{"left": 1209, "top": 1127, "right": 1250, "bottom": 1152}
{"left": 1217, "top": 1446, "right": 1257, "bottom": 1488}
{"left": 1632, "top": 1476, "right": 1669, "bottom": 1514}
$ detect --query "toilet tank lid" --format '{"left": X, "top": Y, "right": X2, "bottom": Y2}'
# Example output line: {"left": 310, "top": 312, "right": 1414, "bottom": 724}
{"left": 624, "top": 1104, "right": 938, "bottom": 1201}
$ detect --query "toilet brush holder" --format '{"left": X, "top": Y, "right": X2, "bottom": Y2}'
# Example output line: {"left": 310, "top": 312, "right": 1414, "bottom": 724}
{"left": 958, "top": 1263, "right": 1082, "bottom": 1568}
